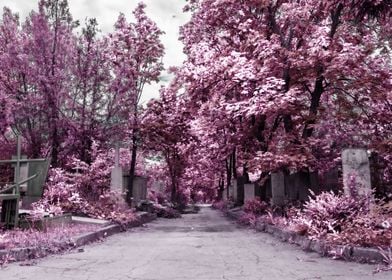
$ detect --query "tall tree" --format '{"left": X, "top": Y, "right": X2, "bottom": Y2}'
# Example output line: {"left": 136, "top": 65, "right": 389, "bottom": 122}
{"left": 109, "top": 3, "right": 164, "bottom": 202}
{"left": 175, "top": 0, "right": 391, "bottom": 193}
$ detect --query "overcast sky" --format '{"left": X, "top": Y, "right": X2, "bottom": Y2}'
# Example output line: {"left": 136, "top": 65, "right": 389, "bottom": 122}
{"left": 0, "top": 0, "right": 190, "bottom": 103}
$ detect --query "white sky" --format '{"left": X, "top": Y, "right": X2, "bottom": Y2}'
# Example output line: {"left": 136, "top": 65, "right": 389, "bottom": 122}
{"left": 0, "top": 0, "right": 190, "bottom": 103}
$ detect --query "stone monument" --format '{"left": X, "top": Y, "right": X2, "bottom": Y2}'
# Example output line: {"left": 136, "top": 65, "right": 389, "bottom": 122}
{"left": 110, "top": 144, "right": 123, "bottom": 192}
{"left": 271, "top": 171, "right": 285, "bottom": 206}
{"left": 342, "top": 149, "right": 372, "bottom": 197}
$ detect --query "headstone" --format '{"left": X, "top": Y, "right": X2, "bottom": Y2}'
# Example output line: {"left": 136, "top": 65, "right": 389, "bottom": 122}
{"left": 222, "top": 189, "right": 228, "bottom": 201}
{"left": 228, "top": 184, "right": 234, "bottom": 199}
{"left": 271, "top": 171, "right": 285, "bottom": 206}
{"left": 110, "top": 145, "right": 123, "bottom": 192}
{"left": 244, "top": 183, "right": 256, "bottom": 203}
{"left": 232, "top": 177, "right": 245, "bottom": 205}
{"left": 11, "top": 155, "right": 50, "bottom": 209}
{"left": 295, "top": 172, "right": 311, "bottom": 201}
{"left": 132, "top": 176, "right": 148, "bottom": 207}
{"left": 309, "top": 172, "right": 320, "bottom": 195}
{"left": 12, "top": 156, "right": 28, "bottom": 191}
{"left": 320, "top": 167, "right": 339, "bottom": 193}
{"left": 22, "top": 159, "right": 50, "bottom": 208}
{"left": 264, "top": 177, "right": 272, "bottom": 201}
{"left": 342, "top": 149, "right": 372, "bottom": 197}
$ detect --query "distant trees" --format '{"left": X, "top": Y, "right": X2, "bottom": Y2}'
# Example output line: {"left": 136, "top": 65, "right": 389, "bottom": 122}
{"left": 149, "top": 0, "right": 392, "bottom": 200}
{"left": 0, "top": 0, "right": 164, "bottom": 174}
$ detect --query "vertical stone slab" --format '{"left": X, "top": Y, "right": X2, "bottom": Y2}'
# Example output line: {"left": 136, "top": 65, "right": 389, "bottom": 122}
{"left": 309, "top": 172, "right": 320, "bottom": 195}
{"left": 222, "top": 189, "right": 228, "bottom": 201}
{"left": 264, "top": 177, "right": 272, "bottom": 202}
{"left": 271, "top": 171, "right": 285, "bottom": 206}
{"left": 132, "top": 176, "right": 148, "bottom": 207}
{"left": 232, "top": 177, "right": 245, "bottom": 205}
{"left": 244, "top": 183, "right": 256, "bottom": 203}
{"left": 285, "top": 173, "right": 298, "bottom": 201}
{"left": 229, "top": 182, "right": 234, "bottom": 200}
{"left": 321, "top": 167, "right": 339, "bottom": 193}
{"left": 232, "top": 179, "right": 238, "bottom": 202}
{"left": 110, "top": 145, "right": 123, "bottom": 192}
{"left": 342, "top": 149, "right": 372, "bottom": 197}
{"left": 23, "top": 159, "right": 50, "bottom": 209}
{"left": 110, "top": 167, "right": 123, "bottom": 191}
{"left": 296, "top": 171, "right": 311, "bottom": 201}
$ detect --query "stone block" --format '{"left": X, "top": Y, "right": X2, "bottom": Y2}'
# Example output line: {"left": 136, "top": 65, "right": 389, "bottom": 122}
{"left": 271, "top": 172, "right": 285, "bottom": 206}
{"left": 351, "top": 247, "right": 384, "bottom": 263}
{"left": 232, "top": 177, "right": 245, "bottom": 205}
{"left": 342, "top": 149, "right": 372, "bottom": 197}
{"left": 110, "top": 167, "right": 123, "bottom": 192}
{"left": 244, "top": 183, "right": 256, "bottom": 203}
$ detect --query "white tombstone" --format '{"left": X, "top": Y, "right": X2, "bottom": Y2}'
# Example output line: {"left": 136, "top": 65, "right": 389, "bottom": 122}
{"left": 342, "top": 149, "right": 372, "bottom": 197}
{"left": 228, "top": 184, "right": 234, "bottom": 199}
{"left": 110, "top": 145, "right": 123, "bottom": 191}
{"left": 244, "top": 183, "right": 256, "bottom": 203}
{"left": 132, "top": 176, "right": 148, "bottom": 207}
{"left": 271, "top": 171, "right": 285, "bottom": 206}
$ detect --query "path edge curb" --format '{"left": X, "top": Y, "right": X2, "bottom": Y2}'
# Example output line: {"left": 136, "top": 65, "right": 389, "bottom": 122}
{"left": 224, "top": 208, "right": 387, "bottom": 265}
{"left": 0, "top": 212, "right": 157, "bottom": 264}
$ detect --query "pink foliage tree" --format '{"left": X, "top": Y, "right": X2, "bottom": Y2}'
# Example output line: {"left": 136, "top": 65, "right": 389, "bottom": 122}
{"left": 108, "top": 3, "right": 164, "bottom": 202}
{"left": 170, "top": 0, "right": 392, "bottom": 199}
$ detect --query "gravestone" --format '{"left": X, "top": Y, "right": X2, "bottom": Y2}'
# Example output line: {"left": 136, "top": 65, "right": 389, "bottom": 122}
{"left": 10, "top": 155, "right": 50, "bottom": 209}
{"left": 320, "top": 167, "right": 340, "bottom": 193}
{"left": 284, "top": 171, "right": 312, "bottom": 201}
{"left": 132, "top": 176, "right": 148, "bottom": 207}
{"left": 222, "top": 189, "right": 228, "bottom": 201}
{"left": 342, "top": 149, "right": 372, "bottom": 197}
{"left": 22, "top": 159, "right": 50, "bottom": 208}
{"left": 228, "top": 184, "right": 234, "bottom": 199}
{"left": 244, "top": 183, "right": 257, "bottom": 203}
{"left": 232, "top": 177, "right": 245, "bottom": 205}
{"left": 263, "top": 177, "right": 272, "bottom": 201}
{"left": 271, "top": 171, "right": 285, "bottom": 206}
{"left": 110, "top": 145, "right": 123, "bottom": 192}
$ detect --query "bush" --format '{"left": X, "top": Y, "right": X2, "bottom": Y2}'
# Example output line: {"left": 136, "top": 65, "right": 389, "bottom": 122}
{"left": 212, "top": 200, "right": 229, "bottom": 211}
{"left": 289, "top": 190, "right": 392, "bottom": 247}
{"left": 152, "top": 204, "right": 181, "bottom": 219}
{"left": 243, "top": 198, "right": 269, "bottom": 215}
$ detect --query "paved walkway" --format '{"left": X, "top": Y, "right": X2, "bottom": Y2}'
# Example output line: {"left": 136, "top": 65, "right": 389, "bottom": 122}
{"left": 1, "top": 206, "right": 391, "bottom": 280}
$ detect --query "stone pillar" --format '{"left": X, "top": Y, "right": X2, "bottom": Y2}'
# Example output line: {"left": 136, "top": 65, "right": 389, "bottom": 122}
{"left": 222, "top": 189, "right": 228, "bottom": 201}
{"left": 342, "top": 149, "right": 372, "bottom": 197}
{"left": 110, "top": 145, "right": 123, "bottom": 192}
{"left": 132, "top": 176, "right": 148, "bottom": 207}
{"left": 244, "top": 183, "right": 256, "bottom": 203}
{"left": 271, "top": 171, "right": 285, "bottom": 206}
{"left": 232, "top": 177, "right": 245, "bottom": 205}
{"left": 229, "top": 184, "right": 234, "bottom": 200}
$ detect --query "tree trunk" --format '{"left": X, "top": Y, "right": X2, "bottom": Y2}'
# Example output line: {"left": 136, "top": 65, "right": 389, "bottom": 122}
{"left": 127, "top": 130, "right": 138, "bottom": 204}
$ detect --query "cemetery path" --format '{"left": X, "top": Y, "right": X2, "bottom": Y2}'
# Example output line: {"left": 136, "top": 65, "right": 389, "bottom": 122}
{"left": 1, "top": 206, "right": 391, "bottom": 280}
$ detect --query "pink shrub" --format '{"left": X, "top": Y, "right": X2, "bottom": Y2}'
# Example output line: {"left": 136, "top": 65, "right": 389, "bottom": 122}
{"left": 0, "top": 224, "right": 99, "bottom": 265}
{"left": 239, "top": 213, "right": 258, "bottom": 227}
{"left": 212, "top": 200, "right": 229, "bottom": 211}
{"left": 243, "top": 198, "right": 269, "bottom": 215}
{"left": 289, "top": 190, "right": 392, "bottom": 247}
{"left": 33, "top": 147, "right": 137, "bottom": 226}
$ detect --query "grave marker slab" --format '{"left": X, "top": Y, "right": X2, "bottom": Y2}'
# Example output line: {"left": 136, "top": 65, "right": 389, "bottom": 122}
{"left": 342, "top": 149, "right": 372, "bottom": 197}
{"left": 271, "top": 171, "right": 285, "bottom": 206}
{"left": 244, "top": 183, "right": 256, "bottom": 203}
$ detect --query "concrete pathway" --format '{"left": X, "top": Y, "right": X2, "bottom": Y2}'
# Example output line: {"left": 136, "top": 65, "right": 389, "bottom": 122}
{"left": 1, "top": 206, "right": 391, "bottom": 280}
